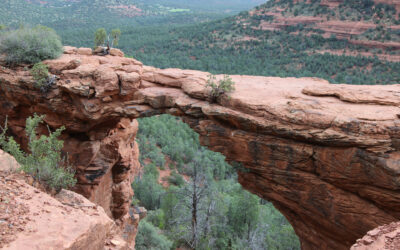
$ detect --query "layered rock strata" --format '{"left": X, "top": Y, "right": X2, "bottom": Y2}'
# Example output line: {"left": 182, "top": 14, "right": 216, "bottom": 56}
{"left": 0, "top": 47, "right": 400, "bottom": 249}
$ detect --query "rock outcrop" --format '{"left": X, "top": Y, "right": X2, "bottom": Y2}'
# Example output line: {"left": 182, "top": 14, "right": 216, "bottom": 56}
{"left": 0, "top": 47, "right": 400, "bottom": 249}
{"left": 0, "top": 150, "right": 130, "bottom": 250}
{"left": 351, "top": 222, "right": 400, "bottom": 250}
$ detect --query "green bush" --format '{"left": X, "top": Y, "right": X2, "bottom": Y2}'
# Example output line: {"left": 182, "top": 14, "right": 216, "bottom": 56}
{"left": 94, "top": 28, "right": 107, "bottom": 47}
{"left": 94, "top": 28, "right": 122, "bottom": 48}
{"left": 30, "top": 62, "right": 55, "bottom": 92}
{"left": 30, "top": 62, "right": 48, "bottom": 85}
{"left": 206, "top": 74, "right": 235, "bottom": 102}
{"left": 146, "top": 209, "right": 166, "bottom": 229}
{"left": 0, "top": 25, "right": 63, "bottom": 65}
{"left": 0, "top": 114, "right": 76, "bottom": 191}
{"left": 168, "top": 170, "right": 185, "bottom": 187}
{"left": 132, "top": 164, "right": 165, "bottom": 210}
{"left": 135, "top": 220, "right": 173, "bottom": 250}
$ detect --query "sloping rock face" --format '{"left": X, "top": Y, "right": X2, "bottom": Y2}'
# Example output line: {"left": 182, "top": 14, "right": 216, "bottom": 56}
{"left": 0, "top": 47, "right": 400, "bottom": 249}
{"left": 0, "top": 150, "right": 128, "bottom": 250}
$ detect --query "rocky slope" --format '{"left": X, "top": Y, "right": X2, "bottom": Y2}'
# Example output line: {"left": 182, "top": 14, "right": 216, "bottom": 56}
{"left": 0, "top": 150, "right": 133, "bottom": 250}
{"left": 0, "top": 47, "right": 400, "bottom": 249}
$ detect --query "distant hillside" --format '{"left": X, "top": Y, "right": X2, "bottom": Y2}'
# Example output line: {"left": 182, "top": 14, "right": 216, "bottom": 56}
{"left": 0, "top": 0, "right": 264, "bottom": 29}
{"left": 243, "top": 0, "right": 400, "bottom": 58}
{"left": 121, "top": 0, "right": 400, "bottom": 85}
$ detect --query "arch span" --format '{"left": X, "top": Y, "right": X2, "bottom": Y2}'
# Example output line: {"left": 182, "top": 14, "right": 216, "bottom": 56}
{"left": 1, "top": 48, "right": 399, "bottom": 249}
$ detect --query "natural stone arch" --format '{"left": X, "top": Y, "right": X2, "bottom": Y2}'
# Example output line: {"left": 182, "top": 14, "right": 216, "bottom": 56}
{"left": 1, "top": 47, "right": 400, "bottom": 249}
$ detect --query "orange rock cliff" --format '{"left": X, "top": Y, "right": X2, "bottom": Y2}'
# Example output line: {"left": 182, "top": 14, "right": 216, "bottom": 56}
{"left": 0, "top": 47, "right": 400, "bottom": 249}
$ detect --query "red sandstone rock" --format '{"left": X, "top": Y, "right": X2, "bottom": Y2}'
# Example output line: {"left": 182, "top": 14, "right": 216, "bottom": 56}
{"left": 0, "top": 150, "right": 128, "bottom": 250}
{"left": 1, "top": 47, "right": 400, "bottom": 249}
{"left": 63, "top": 46, "right": 77, "bottom": 54}
{"left": 351, "top": 222, "right": 400, "bottom": 250}
{"left": 320, "top": 0, "right": 342, "bottom": 8}
{"left": 76, "top": 47, "right": 93, "bottom": 56}
{"left": 0, "top": 150, "right": 19, "bottom": 172}
{"left": 110, "top": 48, "right": 125, "bottom": 57}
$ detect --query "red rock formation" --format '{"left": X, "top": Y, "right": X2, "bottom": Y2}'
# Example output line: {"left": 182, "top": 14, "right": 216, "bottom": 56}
{"left": 351, "top": 222, "right": 400, "bottom": 250}
{"left": 257, "top": 14, "right": 400, "bottom": 41}
{"left": 0, "top": 150, "right": 130, "bottom": 250}
{"left": 0, "top": 48, "right": 143, "bottom": 247}
{"left": 1, "top": 47, "right": 400, "bottom": 249}
{"left": 290, "top": 0, "right": 400, "bottom": 11}
{"left": 320, "top": 0, "right": 342, "bottom": 8}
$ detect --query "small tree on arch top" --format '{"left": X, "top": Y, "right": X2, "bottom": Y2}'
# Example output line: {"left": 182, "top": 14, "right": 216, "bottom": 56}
{"left": 94, "top": 28, "right": 122, "bottom": 54}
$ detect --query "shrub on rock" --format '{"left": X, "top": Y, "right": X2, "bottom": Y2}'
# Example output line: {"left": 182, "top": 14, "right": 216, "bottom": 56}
{"left": 206, "top": 74, "right": 235, "bottom": 102}
{"left": 30, "top": 62, "right": 56, "bottom": 92}
{"left": 0, "top": 114, "right": 76, "bottom": 191}
{"left": 0, "top": 25, "right": 63, "bottom": 65}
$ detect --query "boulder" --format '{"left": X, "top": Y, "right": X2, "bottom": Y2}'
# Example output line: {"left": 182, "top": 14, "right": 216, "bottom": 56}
{"left": 63, "top": 46, "right": 77, "bottom": 54}
{"left": 109, "top": 48, "right": 125, "bottom": 57}
{"left": 76, "top": 47, "right": 93, "bottom": 56}
{"left": 0, "top": 150, "right": 19, "bottom": 172}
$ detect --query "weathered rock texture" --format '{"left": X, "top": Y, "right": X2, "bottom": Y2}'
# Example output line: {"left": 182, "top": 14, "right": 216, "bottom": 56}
{"left": 0, "top": 150, "right": 129, "bottom": 250}
{"left": 0, "top": 47, "right": 400, "bottom": 249}
{"left": 351, "top": 222, "right": 400, "bottom": 250}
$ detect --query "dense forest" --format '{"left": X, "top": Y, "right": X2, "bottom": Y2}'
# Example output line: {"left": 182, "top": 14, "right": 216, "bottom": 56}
{"left": 133, "top": 115, "right": 300, "bottom": 249}
{"left": 0, "top": 0, "right": 264, "bottom": 29}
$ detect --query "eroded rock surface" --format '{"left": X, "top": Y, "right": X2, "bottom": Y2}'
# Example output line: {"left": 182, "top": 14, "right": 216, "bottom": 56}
{"left": 0, "top": 47, "right": 400, "bottom": 249}
{"left": 0, "top": 150, "right": 128, "bottom": 250}
{"left": 351, "top": 222, "right": 400, "bottom": 250}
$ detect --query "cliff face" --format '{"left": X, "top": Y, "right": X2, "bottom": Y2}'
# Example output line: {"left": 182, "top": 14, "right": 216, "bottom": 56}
{"left": 1, "top": 47, "right": 400, "bottom": 249}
